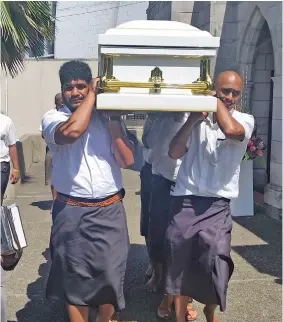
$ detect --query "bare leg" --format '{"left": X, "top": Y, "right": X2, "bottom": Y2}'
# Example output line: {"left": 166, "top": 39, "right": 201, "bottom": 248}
{"left": 51, "top": 185, "right": 57, "bottom": 201}
{"left": 67, "top": 304, "right": 88, "bottom": 322}
{"left": 98, "top": 304, "right": 115, "bottom": 322}
{"left": 145, "top": 260, "right": 162, "bottom": 292}
{"left": 203, "top": 304, "right": 218, "bottom": 322}
{"left": 157, "top": 295, "right": 174, "bottom": 319}
{"left": 174, "top": 295, "right": 189, "bottom": 322}
{"left": 145, "top": 237, "right": 152, "bottom": 278}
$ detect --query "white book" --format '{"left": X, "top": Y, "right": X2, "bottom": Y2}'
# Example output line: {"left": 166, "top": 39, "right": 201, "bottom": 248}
{"left": 8, "top": 204, "right": 27, "bottom": 249}
{"left": 1, "top": 204, "right": 27, "bottom": 255}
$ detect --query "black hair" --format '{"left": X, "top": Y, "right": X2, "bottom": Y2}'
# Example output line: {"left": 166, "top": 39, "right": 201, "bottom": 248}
{"left": 59, "top": 60, "right": 92, "bottom": 87}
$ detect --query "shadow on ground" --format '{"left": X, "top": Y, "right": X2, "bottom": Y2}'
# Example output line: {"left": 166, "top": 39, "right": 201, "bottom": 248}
{"left": 15, "top": 244, "right": 161, "bottom": 322}
{"left": 232, "top": 214, "right": 282, "bottom": 280}
{"left": 30, "top": 200, "right": 53, "bottom": 211}
{"left": 120, "top": 244, "right": 163, "bottom": 322}
{"left": 15, "top": 249, "right": 67, "bottom": 322}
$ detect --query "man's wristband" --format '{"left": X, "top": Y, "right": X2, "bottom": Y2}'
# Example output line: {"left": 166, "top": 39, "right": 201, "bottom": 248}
{"left": 13, "top": 169, "right": 20, "bottom": 172}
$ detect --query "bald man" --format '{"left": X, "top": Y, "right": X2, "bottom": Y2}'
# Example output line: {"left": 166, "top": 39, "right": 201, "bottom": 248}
{"left": 158, "top": 71, "right": 254, "bottom": 322}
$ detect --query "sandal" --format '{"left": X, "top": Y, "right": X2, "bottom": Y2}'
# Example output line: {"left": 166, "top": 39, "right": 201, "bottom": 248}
{"left": 157, "top": 306, "right": 172, "bottom": 320}
{"left": 186, "top": 304, "right": 197, "bottom": 321}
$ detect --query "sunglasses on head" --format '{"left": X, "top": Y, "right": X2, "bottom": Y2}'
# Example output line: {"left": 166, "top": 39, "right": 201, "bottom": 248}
{"left": 221, "top": 88, "right": 241, "bottom": 97}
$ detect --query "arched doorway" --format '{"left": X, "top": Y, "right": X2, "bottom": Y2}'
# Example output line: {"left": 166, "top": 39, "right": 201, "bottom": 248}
{"left": 250, "top": 21, "right": 274, "bottom": 192}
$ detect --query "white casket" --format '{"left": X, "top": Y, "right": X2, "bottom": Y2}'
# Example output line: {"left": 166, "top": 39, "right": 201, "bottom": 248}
{"left": 97, "top": 20, "right": 220, "bottom": 112}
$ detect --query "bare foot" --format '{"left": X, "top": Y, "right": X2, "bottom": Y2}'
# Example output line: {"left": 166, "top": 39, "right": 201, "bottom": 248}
{"left": 203, "top": 306, "right": 218, "bottom": 322}
{"left": 145, "top": 274, "right": 159, "bottom": 292}
{"left": 145, "top": 263, "right": 153, "bottom": 278}
{"left": 157, "top": 296, "right": 172, "bottom": 319}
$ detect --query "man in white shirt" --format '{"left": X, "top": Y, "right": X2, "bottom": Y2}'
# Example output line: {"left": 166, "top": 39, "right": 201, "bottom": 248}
{"left": 39, "top": 93, "right": 64, "bottom": 203}
{"left": 42, "top": 60, "right": 134, "bottom": 322}
{"left": 0, "top": 113, "right": 20, "bottom": 322}
{"left": 139, "top": 113, "right": 163, "bottom": 279}
{"left": 0, "top": 113, "right": 20, "bottom": 204}
{"left": 144, "top": 113, "right": 198, "bottom": 321}
{"left": 162, "top": 71, "right": 254, "bottom": 322}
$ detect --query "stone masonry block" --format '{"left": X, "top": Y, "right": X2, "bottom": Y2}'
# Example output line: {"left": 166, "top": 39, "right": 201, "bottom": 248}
{"left": 254, "top": 117, "right": 269, "bottom": 135}
{"left": 220, "top": 23, "right": 237, "bottom": 40}
{"left": 239, "top": 44, "right": 256, "bottom": 64}
{"left": 253, "top": 70, "right": 272, "bottom": 82}
{"left": 274, "top": 49, "right": 282, "bottom": 76}
{"left": 222, "top": 2, "right": 237, "bottom": 23}
{"left": 272, "top": 76, "right": 282, "bottom": 98}
{"left": 264, "top": 183, "right": 282, "bottom": 209}
{"left": 271, "top": 140, "right": 282, "bottom": 165}
{"left": 251, "top": 101, "right": 270, "bottom": 118}
{"left": 272, "top": 120, "right": 282, "bottom": 141}
{"left": 255, "top": 54, "right": 266, "bottom": 70}
{"left": 257, "top": 39, "right": 273, "bottom": 54}
{"left": 252, "top": 83, "right": 270, "bottom": 101}
{"left": 270, "top": 162, "right": 282, "bottom": 186}
{"left": 272, "top": 98, "right": 283, "bottom": 120}
{"left": 266, "top": 54, "right": 274, "bottom": 69}
{"left": 218, "top": 42, "right": 237, "bottom": 59}
{"left": 243, "top": 27, "right": 259, "bottom": 46}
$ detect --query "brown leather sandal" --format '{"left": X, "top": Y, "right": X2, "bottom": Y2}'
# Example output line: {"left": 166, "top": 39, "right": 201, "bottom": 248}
{"left": 186, "top": 303, "right": 198, "bottom": 321}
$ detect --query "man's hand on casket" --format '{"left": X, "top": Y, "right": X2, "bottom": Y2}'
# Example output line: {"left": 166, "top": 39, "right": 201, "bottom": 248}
{"left": 188, "top": 112, "right": 208, "bottom": 123}
{"left": 90, "top": 77, "right": 103, "bottom": 94}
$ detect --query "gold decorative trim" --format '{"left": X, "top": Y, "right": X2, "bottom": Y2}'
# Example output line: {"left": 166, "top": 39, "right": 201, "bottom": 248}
{"left": 100, "top": 56, "right": 213, "bottom": 94}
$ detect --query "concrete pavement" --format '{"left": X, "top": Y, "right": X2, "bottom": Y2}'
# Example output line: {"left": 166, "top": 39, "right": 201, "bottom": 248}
{"left": 5, "top": 162, "right": 282, "bottom": 322}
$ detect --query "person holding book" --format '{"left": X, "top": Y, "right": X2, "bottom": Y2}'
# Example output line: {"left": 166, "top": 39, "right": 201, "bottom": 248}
{"left": 0, "top": 112, "right": 20, "bottom": 322}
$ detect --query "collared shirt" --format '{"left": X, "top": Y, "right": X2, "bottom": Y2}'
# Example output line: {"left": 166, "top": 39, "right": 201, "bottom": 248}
{"left": 0, "top": 114, "right": 17, "bottom": 162}
{"left": 173, "top": 110, "right": 254, "bottom": 199}
{"left": 152, "top": 113, "right": 188, "bottom": 182}
{"left": 41, "top": 108, "right": 123, "bottom": 199}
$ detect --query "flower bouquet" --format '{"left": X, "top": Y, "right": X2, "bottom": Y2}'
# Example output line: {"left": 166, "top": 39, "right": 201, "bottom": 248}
{"left": 243, "top": 135, "right": 266, "bottom": 161}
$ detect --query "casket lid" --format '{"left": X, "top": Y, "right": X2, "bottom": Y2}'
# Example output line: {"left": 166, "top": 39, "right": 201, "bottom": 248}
{"left": 99, "top": 20, "right": 219, "bottom": 48}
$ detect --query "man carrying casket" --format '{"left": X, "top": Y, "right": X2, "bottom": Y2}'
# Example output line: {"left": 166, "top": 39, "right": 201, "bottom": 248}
{"left": 160, "top": 71, "right": 254, "bottom": 322}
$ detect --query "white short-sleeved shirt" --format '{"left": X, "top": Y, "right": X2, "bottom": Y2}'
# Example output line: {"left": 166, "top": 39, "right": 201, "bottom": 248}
{"left": 173, "top": 110, "right": 254, "bottom": 199}
{"left": 0, "top": 114, "right": 17, "bottom": 162}
{"left": 152, "top": 114, "right": 188, "bottom": 182}
{"left": 41, "top": 109, "right": 123, "bottom": 199}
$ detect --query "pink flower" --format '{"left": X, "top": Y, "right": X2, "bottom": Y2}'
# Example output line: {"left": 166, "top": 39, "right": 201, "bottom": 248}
{"left": 247, "top": 140, "right": 253, "bottom": 147}
{"left": 256, "top": 150, "right": 263, "bottom": 156}
{"left": 249, "top": 145, "right": 256, "bottom": 152}
{"left": 258, "top": 141, "right": 264, "bottom": 149}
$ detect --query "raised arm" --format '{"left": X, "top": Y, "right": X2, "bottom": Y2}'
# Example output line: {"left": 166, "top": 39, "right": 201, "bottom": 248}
{"left": 215, "top": 97, "right": 245, "bottom": 141}
{"left": 107, "top": 118, "right": 134, "bottom": 169}
{"left": 168, "top": 112, "right": 206, "bottom": 160}
{"left": 55, "top": 78, "right": 99, "bottom": 145}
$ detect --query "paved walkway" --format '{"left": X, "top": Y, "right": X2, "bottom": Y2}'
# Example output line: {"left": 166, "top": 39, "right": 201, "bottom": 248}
{"left": 5, "top": 162, "right": 282, "bottom": 322}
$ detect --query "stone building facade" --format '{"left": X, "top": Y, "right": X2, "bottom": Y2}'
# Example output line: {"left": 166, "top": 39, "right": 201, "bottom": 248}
{"left": 147, "top": 1, "right": 282, "bottom": 218}
{"left": 54, "top": 1, "right": 149, "bottom": 59}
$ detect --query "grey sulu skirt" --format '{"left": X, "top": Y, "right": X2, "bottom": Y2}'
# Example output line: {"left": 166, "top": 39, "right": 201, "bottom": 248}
{"left": 46, "top": 194, "right": 129, "bottom": 311}
{"left": 164, "top": 195, "right": 234, "bottom": 312}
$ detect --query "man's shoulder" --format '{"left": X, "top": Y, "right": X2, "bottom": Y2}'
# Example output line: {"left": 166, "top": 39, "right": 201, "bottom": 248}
{"left": 42, "top": 106, "right": 70, "bottom": 120}
{"left": 0, "top": 113, "right": 12, "bottom": 125}
{"left": 233, "top": 110, "right": 254, "bottom": 124}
